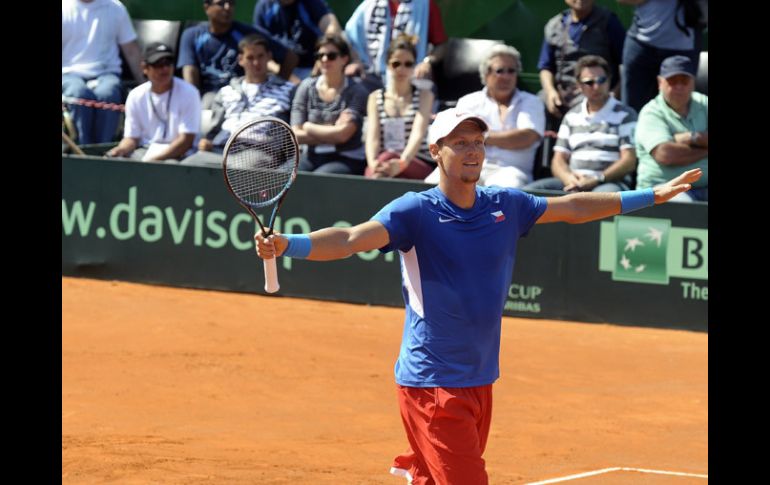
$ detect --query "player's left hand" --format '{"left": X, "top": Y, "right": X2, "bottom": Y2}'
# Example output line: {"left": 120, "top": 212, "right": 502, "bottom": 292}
{"left": 653, "top": 168, "right": 703, "bottom": 204}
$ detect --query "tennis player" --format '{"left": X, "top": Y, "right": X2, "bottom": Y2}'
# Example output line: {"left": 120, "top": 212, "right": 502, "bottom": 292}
{"left": 255, "top": 108, "right": 702, "bottom": 484}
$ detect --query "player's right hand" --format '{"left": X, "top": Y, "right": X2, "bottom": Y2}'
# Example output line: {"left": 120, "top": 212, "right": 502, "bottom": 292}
{"left": 255, "top": 232, "right": 288, "bottom": 260}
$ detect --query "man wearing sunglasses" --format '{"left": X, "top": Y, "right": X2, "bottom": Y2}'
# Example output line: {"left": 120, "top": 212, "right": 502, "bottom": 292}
{"left": 178, "top": 0, "right": 299, "bottom": 108}
{"left": 525, "top": 55, "right": 637, "bottom": 194}
{"left": 424, "top": 44, "right": 545, "bottom": 189}
{"left": 635, "top": 55, "right": 707, "bottom": 202}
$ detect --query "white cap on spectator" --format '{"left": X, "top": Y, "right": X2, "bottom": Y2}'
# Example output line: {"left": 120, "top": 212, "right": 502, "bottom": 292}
{"left": 428, "top": 108, "right": 489, "bottom": 145}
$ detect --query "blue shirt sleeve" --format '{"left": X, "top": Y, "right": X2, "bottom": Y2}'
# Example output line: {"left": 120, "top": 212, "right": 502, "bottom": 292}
{"left": 537, "top": 39, "right": 554, "bottom": 72}
{"left": 176, "top": 26, "right": 198, "bottom": 70}
{"left": 508, "top": 190, "right": 548, "bottom": 237}
{"left": 370, "top": 192, "right": 422, "bottom": 253}
{"left": 253, "top": 0, "right": 270, "bottom": 29}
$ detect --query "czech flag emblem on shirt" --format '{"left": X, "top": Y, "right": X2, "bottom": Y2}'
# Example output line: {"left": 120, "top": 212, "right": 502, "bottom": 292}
{"left": 491, "top": 210, "right": 505, "bottom": 223}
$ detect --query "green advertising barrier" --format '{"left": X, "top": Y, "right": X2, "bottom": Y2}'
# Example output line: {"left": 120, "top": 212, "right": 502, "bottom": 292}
{"left": 62, "top": 156, "right": 707, "bottom": 330}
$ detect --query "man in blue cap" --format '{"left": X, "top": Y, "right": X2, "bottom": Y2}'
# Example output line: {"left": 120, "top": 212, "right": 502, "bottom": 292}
{"left": 635, "top": 55, "right": 708, "bottom": 202}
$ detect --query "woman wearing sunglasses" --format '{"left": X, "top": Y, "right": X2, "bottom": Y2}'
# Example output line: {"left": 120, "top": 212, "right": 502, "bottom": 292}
{"left": 291, "top": 34, "right": 369, "bottom": 174}
{"left": 364, "top": 35, "right": 434, "bottom": 179}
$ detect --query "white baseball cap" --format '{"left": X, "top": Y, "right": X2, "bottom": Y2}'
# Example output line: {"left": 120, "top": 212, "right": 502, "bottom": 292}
{"left": 428, "top": 108, "right": 489, "bottom": 145}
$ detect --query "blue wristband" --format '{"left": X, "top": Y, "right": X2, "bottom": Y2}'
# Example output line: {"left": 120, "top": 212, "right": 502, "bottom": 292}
{"left": 282, "top": 234, "right": 312, "bottom": 259}
{"left": 620, "top": 188, "right": 655, "bottom": 214}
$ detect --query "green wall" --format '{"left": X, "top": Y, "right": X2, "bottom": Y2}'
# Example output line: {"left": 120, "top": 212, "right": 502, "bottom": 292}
{"left": 63, "top": 154, "right": 708, "bottom": 330}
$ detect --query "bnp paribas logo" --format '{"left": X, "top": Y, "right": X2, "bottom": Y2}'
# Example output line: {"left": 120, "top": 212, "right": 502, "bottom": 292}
{"left": 599, "top": 216, "right": 707, "bottom": 285}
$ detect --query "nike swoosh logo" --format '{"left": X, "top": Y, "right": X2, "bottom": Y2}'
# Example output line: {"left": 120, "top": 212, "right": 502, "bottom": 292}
{"left": 439, "top": 217, "right": 458, "bottom": 223}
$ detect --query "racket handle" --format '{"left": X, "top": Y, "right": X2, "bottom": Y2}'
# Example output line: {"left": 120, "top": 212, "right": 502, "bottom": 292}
{"left": 263, "top": 257, "right": 280, "bottom": 293}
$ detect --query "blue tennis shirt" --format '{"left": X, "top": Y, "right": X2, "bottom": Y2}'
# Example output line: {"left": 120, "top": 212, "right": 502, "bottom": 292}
{"left": 371, "top": 186, "right": 547, "bottom": 388}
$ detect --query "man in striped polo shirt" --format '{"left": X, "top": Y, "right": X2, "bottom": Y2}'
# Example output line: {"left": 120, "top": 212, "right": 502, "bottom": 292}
{"left": 525, "top": 55, "right": 637, "bottom": 193}
{"left": 182, "top": 34, "right": 297, "bottom": 166}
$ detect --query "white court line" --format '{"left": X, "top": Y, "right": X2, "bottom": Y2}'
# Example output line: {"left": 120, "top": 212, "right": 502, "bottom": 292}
{"left": 526, "top": 468, "right": 622, "bottom": 484}
{"left": 621, "top": 467, "right": 708, "bottom": 478}
{"left": 526, "top": 467, "right": 708, "bottom": 484}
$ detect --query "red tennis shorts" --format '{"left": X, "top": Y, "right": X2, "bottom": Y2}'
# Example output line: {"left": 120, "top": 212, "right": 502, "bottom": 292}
{"left": 390, "top": 384, "right": 493, "bottom": 485}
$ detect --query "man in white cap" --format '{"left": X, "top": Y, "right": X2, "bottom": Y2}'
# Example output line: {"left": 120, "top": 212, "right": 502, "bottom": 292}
{"left": 254, "top": 107, "right": 702, "bottom": 484}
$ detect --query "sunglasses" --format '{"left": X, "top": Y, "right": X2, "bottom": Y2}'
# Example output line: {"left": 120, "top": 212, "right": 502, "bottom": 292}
{"left": 490, "top": 67, "right": 517, "bottom": 75}
{"left": 209, "top": 0, "right": 235, "bottom": 6}
{"left": 579, "top": 76, "right": 608, "bottom": 87}
{"left": 315, "top": 51, "right": 340, "bottom": 61}
{"left": 390, "top": 60, "right": 415, "bottom": 69}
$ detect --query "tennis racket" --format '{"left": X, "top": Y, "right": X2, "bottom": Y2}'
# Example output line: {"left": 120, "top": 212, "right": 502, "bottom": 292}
{"left": 222, "top": 117, "right": 299, "bottom": 293}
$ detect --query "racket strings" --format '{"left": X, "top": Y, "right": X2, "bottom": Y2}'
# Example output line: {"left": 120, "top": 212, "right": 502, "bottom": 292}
{"left": 225, "top": 122, "right": 298, "bottom": 207}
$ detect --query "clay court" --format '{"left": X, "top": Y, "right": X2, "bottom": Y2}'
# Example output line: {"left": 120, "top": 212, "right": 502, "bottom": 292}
{"left": 62, "top": 277, "right": 708, "bottom": 484}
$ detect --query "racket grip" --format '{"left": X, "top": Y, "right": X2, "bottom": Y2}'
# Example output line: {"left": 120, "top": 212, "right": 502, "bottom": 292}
{"left": 263, "top": 257, "right": 280, "bottom": 293}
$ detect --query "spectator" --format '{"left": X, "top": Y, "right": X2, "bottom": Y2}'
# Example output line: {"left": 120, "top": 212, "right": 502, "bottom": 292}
{"left": 182, "top": 34, "right": 296, "bottom": 166}
{"left": 364, "top": 35, "right": 434, "bottom": 180}
{"left": 291, "top": 34, "right": 369, "bottom": 175}
{"left": 178, "top": 0, "right": 299, "bottom": 107}
{"left": 344, "top": 0, "right": 448, "bottom": 93}
{"left": 106, "top": 43, "right": 201, "bottom": 162}
{"left": 424, "top": 44, "right": 545, "bottom": 188}
{"left": 618, "top": 0, "right": 704, "bottom": 113}
{"left": 635, "top": 55, "right": 707, "bottom": 202}
{"left": 62, "top": 0, "right": 143, "bottom": 144}
{"left": 252, "top": 0, "right": 342, "bottom": 80}
{"left": 538, "top": 0, "right": 625, "bottom": 126}
{"left": 525, "top": 55, "right": 637, "bottom": 193}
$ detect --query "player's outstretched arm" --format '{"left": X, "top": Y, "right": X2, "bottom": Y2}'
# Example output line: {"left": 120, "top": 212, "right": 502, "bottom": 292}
{"left": 255, "top": 220, "right": 390, "bottom": 262}
{"left": 537, "top": 168, "right": 703, "bottom": 224}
